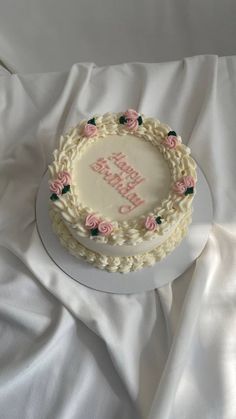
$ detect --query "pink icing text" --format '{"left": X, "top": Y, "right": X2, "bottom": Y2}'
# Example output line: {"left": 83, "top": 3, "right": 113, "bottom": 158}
{"left": 90, "top": 152, "right": 146, "bottom": 214}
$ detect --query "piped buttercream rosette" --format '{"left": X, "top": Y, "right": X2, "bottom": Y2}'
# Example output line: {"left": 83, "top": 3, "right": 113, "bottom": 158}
{"left": 173, "top": 176, "right": 195, "bottom": 196}
{"left": 85, "top": 213, "right": 114, "bottom": 237}
{"left": 145, "top": 215, "right": 162, "bottom": 231}
{"left": 49, "top": 171, "right": 71, "bottom": 201}
{"left": 83, "top": 117, "right": 98, "bottom": 138}
{"left": 163, "top": 131, "right": 181, "bottom": 149}
{"left": 119, "top": 109, "right": 143, "bottom": 131}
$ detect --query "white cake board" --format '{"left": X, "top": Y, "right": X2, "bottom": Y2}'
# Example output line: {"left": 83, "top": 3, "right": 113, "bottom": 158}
{"left": 36, "top": 164, "right": 213, "bottom": 294}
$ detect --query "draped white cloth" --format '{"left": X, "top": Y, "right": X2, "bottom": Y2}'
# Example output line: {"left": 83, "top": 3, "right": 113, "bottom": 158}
{"left": 0, "top": 55, "right": 236, "bottom": 419}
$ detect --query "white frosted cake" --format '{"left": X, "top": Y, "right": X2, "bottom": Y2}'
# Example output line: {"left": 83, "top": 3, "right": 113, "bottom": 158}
{"left": 49, "top": 110, "right": 197, "bottom": 273}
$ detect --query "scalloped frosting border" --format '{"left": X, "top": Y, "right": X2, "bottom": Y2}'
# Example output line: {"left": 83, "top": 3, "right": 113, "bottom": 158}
{"left": 50, "top": 208, "right": 192, "bottom": 273}
{"left": 48, "top": 111, "right": 197, "bottom": 246}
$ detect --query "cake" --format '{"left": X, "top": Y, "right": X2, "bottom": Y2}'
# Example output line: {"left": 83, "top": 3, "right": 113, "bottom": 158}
{"left": 48, "top": 110, "right": 197, "bottom": 273}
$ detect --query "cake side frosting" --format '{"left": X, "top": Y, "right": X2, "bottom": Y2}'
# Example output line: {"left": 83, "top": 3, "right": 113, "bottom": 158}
{"left": 49, "top": 207, "right": 192, "bottom": 273}
{"left": 66, "top": 210, "right": 186, "bottom": 257}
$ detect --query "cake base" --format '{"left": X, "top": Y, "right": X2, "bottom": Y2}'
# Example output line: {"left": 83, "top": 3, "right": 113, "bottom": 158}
{"left": 36, "top": 164, "right": 213, "bottom": 293}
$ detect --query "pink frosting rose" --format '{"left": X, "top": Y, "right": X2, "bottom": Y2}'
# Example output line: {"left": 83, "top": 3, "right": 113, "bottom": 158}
{"left": 57, "top": 171, "right": 71, "bottom": 185}
{"left": 145, "top": 216, "right": 157, "bottom": 231}
{"left": 122, "top": 109, "right": 140, "bottom": 131}
{"left": 50, "top": 179, "right": 63, "bottom": 195}
{"left": 83, "top": 123, "right": 98, "bottom": 137}
{"left": 164, "top": 135, "right": 178, "bottom": 149}
{"left": 183, "top": 176, "right": 195, "bottom": 188}
{"left": 173, "top": 180, "right": 186, "bottom": 195}
{"left": 125, "top": 118, "right": 139, "bottom": 131}
{"left": 98, "top": 221, "right": 113, "bottom": 236}
{"left": 85, "top": 213, "right": 100, "bottom": 229}
{"left": 124, "top": 109, "right": 139, "bottom": 120}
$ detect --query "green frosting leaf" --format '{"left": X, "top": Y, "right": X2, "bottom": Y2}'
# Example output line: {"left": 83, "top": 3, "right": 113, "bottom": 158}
{"left": 138, "top": 115, "right": 143, "bottom": 125}
{"left": 91, "top": 227, "right": 99, "bottom": 236}
{"left": 50, "top": 193, "right": 59, "bottom": 201}
{"left": 119, "top": 115, "right": 127, "bottom": 124}
{"left": 184, "top": 187, "right": 194, "bottom": 195}
{"left": 88, "top": 117, "right": 96, "bottom": 126}
{"left": 168, "top": 130, "right": 177, "bottom": 137}
{"left": 155, "top": 216, "right": 162, "bottom": 224}
{"left": 62, "top": 184, "right": 71, "bottom": 194}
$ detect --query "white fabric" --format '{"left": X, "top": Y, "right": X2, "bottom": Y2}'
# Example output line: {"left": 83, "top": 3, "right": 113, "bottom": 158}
{"left": 0, "top": 55, "right": 236, "bottom": 419}
{"left": 0, "top": 0, "right": 236, "bottom": 73}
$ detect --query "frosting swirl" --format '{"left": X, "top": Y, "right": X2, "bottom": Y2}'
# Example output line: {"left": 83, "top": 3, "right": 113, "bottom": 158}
{"left": 183, "top": 176, "right": 195, "bottom": 188}
{"left": 125, "top": 118, "right": 139, "bottom": 131}
{"left": 145, "top": 216, "right": 157, "bottom": 231}
{"left": 50, "top": 179, "right": 63, "bottom": 195}
{"left": 174, "top": 176, "right": 195, "bottom": 194}
{"left": 98, "top": 221, "right": 114, "bottom": 236}
{"left": 173, "top": 180, "right": 186, "bottom": 195}
{"left": 85, "top": 213, "right": 100, "bottom": 229}
{"left": 58, "top": 171, "right": 71, "bottom": 185}
{"left": 83, "top": 123, "right": 98, "bottom": 137}
{"left": 124, "top": 109, "right": 139, "bottom": 120}
{"left": 123, "top": 109, "right": 139, "bottom": 131}
{"left": 163, "top": 135, "right": 178, "bottom": 149}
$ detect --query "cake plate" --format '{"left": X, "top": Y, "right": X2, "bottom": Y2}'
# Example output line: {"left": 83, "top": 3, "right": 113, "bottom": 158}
{"left": 36, "top": 164, "right": 213, "bottom": 294}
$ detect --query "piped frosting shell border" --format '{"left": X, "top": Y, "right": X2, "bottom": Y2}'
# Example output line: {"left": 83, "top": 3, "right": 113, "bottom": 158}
{"left": 48, "top": 112, "right": 197, "bottom": 246}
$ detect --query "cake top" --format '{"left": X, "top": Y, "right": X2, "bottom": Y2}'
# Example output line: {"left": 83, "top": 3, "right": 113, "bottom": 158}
{"left": 48, "top": 110, "right": 197, "bottom": 246}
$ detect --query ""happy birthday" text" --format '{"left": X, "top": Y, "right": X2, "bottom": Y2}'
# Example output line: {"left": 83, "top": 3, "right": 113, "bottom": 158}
{"left": 90, "top": 152, "right": 146, "bottom": 214}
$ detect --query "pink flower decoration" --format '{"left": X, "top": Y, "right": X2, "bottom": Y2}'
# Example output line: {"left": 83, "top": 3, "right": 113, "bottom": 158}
{"left": 125, "top": 118, "right": 139, "bottom": 131}
{"left": 183, "top": 176, "right": 195, "bottom": 188}
{"left": 98, "top": 221, "right": 114, "bottom": 236}
{"left": 122, "top": 109, "right": 140, "bottom": 131}
{"left": 124, "top": 109, "right": 139, "bottom": 120}
{"left": 173, "top": 176, "right": 196, "bottom": 195}
{"left": 85, "top": 213, "right": 100, "bottom": 229}
{"left": 49, "top": 179, "right": 64, "bottom": 195}
{"left": 173, "top": 180, "right": 186, "bottom": 195}
{"left": 57, "top": 171, "right": 71, "bottom": 185}
{"left": 83, "top": 123, "right": 98, "bottom": 138}
{"left": 164, "top": 135, "right": 178, "bottom": 149}
{"left": 145, "top": 216, "right": 157, "bottom": 231}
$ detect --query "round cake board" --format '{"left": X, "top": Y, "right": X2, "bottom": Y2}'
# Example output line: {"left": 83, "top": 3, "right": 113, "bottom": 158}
{"left": 36, "top": 164, "right": 213, "bottom": 294}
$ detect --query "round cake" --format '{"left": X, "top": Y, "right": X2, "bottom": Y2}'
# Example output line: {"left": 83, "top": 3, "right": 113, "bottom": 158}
{"left": 48, "top": 110, "right": 197, "bottom": 273}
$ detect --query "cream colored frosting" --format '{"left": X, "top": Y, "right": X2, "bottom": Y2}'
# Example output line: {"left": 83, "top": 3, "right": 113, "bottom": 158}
{"left": 50, "top": 208, "right": 192, "bottom": 273}
{"left": 67, "top": 211, "right": 185, "bottom": 256}
{"left": 48, "top": 111, "right": 197, "bottom": 272}
{"left": 73, "top": 134, "right": 171, "bottom": 221}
